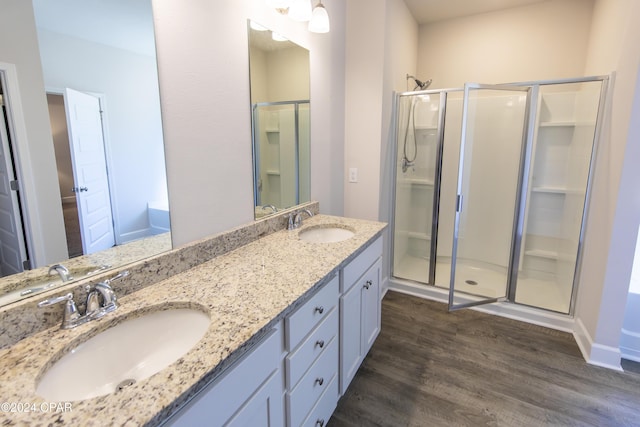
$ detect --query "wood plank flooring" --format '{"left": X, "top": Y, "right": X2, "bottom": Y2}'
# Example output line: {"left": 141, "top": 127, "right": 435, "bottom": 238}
{"left": 329, "top": 291, "right": 640, "bottom": 427}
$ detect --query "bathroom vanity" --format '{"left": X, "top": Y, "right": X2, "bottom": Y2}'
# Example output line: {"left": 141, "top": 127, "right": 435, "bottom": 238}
{"left": 0, "top": 207, "right": 385, "bottom": 427}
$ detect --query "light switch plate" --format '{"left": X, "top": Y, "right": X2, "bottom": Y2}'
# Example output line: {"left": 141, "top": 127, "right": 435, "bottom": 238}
{"left": 349, "top": 168, "right": 358, "bottom": 183}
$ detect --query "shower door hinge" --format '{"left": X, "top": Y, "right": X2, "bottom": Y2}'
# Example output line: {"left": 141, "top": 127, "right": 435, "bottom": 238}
{"left": 456, "top": 194, "right": 463, "bottom": 212}
{"left": 10, "top": 180, "right": 18, "bottom": 191}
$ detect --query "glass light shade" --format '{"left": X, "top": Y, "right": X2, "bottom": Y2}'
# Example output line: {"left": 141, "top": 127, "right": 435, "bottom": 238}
{"left": 308, "top": 3, "right": 330, "bottom": 33}
{"left": 288, "top": 0, "right": 312, "bottom": 22}
{"left": 266, "top": 0, "right": 292, "bottom": 8}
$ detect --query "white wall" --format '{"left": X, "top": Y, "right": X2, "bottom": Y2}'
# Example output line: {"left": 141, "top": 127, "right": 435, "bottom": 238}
{"left": 378, "top": 0, "right": 420, "bottom": 291}
{"left": 344, "top": 0, "right": 386, "bottom": 222}
{"left": 621, "top": 229, "right": 640, "bottom": 361}
{"left": 0, "top": 0, "right": 68, "bottom": 266}
{"left": 152, "top": 0, "right": 345, "bottom": 247}
{"left": 417, "top": 0, "right": 594, "bottom": 88}
{"left": 37, "top": 28, "right": 167, "bottom": 244}
{"left": 574, "top": 0, "right": 640, "bottom": 369}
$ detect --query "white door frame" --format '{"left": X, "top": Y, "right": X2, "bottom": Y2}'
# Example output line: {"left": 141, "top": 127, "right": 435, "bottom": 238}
{"left": 0, "top": 62, "right": 39, "bottom": 267}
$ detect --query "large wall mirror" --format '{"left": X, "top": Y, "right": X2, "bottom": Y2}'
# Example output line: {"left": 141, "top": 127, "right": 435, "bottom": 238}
{"left": 248, "top": 20, "right": 310, "bottom": 219}
{"left": 0, "top": 0, "right": 170, "bottom": 307}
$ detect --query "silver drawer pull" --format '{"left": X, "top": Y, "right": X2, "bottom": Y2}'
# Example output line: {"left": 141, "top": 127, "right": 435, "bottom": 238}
{"left": 315, "top": 339, "right": 325, "bottom": 349}
{"left": 364, "top": 280, "right": 372, "bottom": 290}
{"left": 315, "top": 377, "right": 324, "bottom": 386}
{"left": 316, "top": 419, "right": 325, "bottom": 427}
{"left": 315, "top": 306, "right": 324, "bottom": 314}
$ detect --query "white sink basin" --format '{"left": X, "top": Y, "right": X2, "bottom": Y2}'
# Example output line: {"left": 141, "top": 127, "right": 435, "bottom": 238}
{"left": 299, "top": 225, "right": 355, "bottom": 243}
{"left": 36, "top": 308, "right": 210, "bottom": 401}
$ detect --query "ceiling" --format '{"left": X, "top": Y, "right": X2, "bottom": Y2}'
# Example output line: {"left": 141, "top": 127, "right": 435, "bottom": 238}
{"left": 32, "top": 0, "right": 156, "bottom": 57}
{"left": 403, "top": 0, "right": 549, "bottom": 24}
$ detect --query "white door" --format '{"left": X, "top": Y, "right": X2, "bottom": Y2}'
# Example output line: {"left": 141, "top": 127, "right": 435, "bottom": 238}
{"left": 0, "top": 102, "right": 28, "bottom": 275}
{"left": 64, "top": 88, "right": 115, "bottom": 254}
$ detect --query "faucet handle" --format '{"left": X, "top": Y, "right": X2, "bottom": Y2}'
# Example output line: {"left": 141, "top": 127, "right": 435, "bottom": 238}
{"left": 287, "top": 213, "right": 296, "bottom": 230}
{"left": 38, "top": 293, "right": 81, "bottom": 329}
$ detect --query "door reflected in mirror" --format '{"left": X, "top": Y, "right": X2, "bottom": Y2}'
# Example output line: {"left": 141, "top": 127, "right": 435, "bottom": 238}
{"left": 248, "top": 20, "right": 310, "bottom": 219}
{"left": 0, "top": 0, "right": 171, "bottom": 307}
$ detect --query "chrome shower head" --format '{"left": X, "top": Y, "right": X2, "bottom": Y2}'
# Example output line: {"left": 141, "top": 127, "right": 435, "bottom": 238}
{"left": 406, "top": 74, "right": 432, "bottom": 91}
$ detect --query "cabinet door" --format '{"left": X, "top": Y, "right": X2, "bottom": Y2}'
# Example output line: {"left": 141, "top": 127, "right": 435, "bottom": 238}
{"left": 361, "top": 259, "right": 381, "bottom": 355}
{"left": 227, "top": 370, "right": 284, "bottom": 427}
{"left": 164, "top": 327, "right": 283, "bottom": 427}
{"left": 339, "top": 281, "right": 362, "bottom": 394}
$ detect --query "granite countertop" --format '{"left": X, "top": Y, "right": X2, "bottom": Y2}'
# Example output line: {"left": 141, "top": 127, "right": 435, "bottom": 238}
{"left": 0, "top": 215, "right": 386, "bottom": 426}
{"left": 0, "top": 233, "right": 172, "bottom": 304}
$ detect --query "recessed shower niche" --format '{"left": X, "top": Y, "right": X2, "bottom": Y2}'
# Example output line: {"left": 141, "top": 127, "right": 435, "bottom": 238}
{"left": 391, "top": 77, "right": 607, "bottom": 315}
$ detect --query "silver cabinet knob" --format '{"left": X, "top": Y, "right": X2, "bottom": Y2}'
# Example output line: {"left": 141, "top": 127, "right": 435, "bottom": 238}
{"left": 315, "top": 340, "right": 325, "bottom": 349}
{"left": 71, "top": 186, "right": 88, "bottom": 192}
{"left": 315, "top": 377, "right": 324, "bottom": 386}
{"left": 316, "top": 420, "right": 325, "bottom": 427}
{"left": 315, "top": 306, "right": 324, "bottom": 314}
{"left": 364, "top": 280, "right": 372, "bottom": 290}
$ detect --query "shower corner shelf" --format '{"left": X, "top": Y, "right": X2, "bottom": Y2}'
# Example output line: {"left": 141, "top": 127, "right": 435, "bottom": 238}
{"left": 400, "top": 178, "right": 434, "bottom": 187}
{"left": 531, "top": 186, "right": 583, "bottom": 195}
{"left": 538, "top": 121, "right": 575, "bottom": 128}
{"left": 398, "top": 230, "right": 431, "bottom": 241}
{"left": 414, "top": 125, "right": 438, "bottom": 131}
{"left": 524, "top": 249, "right": 574, "bottom": 262}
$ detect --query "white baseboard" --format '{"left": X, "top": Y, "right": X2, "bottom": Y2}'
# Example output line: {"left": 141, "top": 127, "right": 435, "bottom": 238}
{"left": 573, "top": 317, "right": 623, "bottom": 371}
{"left": 118, "top": 228, "right": 153, "bottom": 245}
{"left": 620, "top": 328, "right": 640, "bottom": 363}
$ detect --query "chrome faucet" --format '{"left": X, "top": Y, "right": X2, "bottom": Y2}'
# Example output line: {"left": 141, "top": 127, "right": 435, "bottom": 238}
{"left": 261, "top": 204, "right": 277, "bottom": 213}
{"left": 48, "top": 264, "right": 73, "bottom": 282}
{"left": 287, "top": 209, "right": 314, "bottom": 230}
{"left": 38, "top": 270, "right": 129, "bottom": 329}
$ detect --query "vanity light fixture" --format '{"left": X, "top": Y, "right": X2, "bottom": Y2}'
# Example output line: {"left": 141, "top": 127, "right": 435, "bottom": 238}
{"left": 308, "top": 0, "right": 330, "bottom": 33}
{"left": 266, "top": 0, "right": 330, "bottom": 33}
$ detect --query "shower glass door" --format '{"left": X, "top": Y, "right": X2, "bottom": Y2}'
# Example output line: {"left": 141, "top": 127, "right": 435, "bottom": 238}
{"left": 448, "top": 84, "right": 532, "bottom": 311}
{"left": 392, "top": 91, "right": 444, "bottom": 285}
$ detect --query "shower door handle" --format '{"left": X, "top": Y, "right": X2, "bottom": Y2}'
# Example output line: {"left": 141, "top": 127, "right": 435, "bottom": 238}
{"left": 456, "top": 194, "right": 463, "bottom": 212}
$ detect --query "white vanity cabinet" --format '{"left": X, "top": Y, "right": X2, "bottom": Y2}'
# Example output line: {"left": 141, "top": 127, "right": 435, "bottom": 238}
{"left": 285, "top": 275, "right": 339, "bottom": 427}
{"left": 340, "top": 236, "right": 383, "bottom": 394}
{"left": 164, "top": 324, "right": 285, "bottom": 427}
{"left": 163, "top": 235, "right": 383, "bottom": 427}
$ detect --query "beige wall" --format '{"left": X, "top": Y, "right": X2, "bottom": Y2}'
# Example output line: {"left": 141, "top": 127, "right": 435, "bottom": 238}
{"left": 573, "top": 0, "right": 640, "bottom": 368}
{"left": 417, "top": 0, "right": 594, "bottom": 88}
{"left": 250, "top": 43, "right": 309, "bottom": 104}
{"left": 0, "top": 0, "right": 68, "bottom": 266}
{"left": 344, "top": 0, "right": 386, "bottom": 221}
{"left": 153, "top": 0, "right": 345, "bottom": 247}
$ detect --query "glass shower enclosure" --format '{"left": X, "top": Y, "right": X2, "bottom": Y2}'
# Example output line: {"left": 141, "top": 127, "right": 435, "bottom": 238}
{"left": 391, "top": 77, "right": 608, "bottom": 314}
{"left": 252, "top": 100, "right": 310, "bottom": 214}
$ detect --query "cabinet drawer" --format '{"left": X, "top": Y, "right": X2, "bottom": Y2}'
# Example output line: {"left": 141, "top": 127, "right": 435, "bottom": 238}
{"left": 287, "top": 338, "right": 338, "bottom": 427}
{"left": 286, "top": 308, "right": 338, "bottom": 390}
{"left": 342, "top": 236, "right": 382, "bottom": 293}
{"left": 301, "top": 374, "right": 338, "bottom": 427}
{"left": 286, "top": 275, "right": 339, "bottom": 351}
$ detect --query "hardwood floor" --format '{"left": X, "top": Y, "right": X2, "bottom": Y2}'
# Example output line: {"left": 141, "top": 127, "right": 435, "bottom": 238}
{"left": 329, "top": 291, "right": 640, "bottom": 427}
